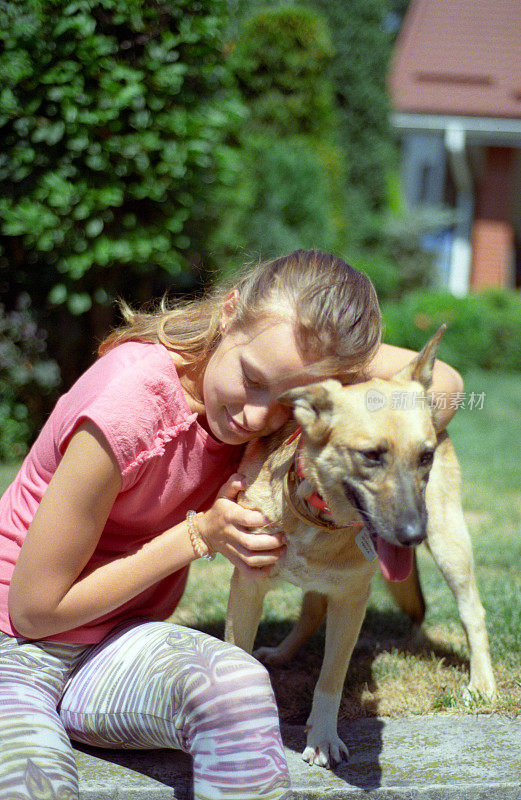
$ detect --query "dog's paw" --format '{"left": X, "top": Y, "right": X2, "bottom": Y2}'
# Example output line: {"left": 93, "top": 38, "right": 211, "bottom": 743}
{"left": 462, "top": 681, "right": 497, "bottom": 705}
{"left": 302, "top": 734, "right": 349, "bottom": 769}
{"left": 302, "top": 691, "right": 347, "bottom": 768}
{"left": 253, "top": 645, "right": 290, "bottom": 666}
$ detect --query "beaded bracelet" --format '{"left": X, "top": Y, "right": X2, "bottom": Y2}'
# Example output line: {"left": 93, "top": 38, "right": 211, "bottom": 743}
{"left": 186, "top": 510, "right": 216, "bottom": 561}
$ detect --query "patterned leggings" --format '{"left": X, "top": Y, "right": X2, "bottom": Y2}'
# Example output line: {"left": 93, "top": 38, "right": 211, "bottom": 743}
{"left": 0, "top": 620, "right": 290, "bottom": 800}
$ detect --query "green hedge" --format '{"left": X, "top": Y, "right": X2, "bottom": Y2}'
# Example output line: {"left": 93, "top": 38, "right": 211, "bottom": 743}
{"left": 382, "top": 288, "right": 521, "bottom": 373}
{"left": 0, "top": 0, "right": 238, "bottom": 320}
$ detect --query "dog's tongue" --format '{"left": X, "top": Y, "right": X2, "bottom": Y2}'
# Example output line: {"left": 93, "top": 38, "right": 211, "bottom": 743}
{"left": 376, "top": 537, "right": 413, "bottom": 582}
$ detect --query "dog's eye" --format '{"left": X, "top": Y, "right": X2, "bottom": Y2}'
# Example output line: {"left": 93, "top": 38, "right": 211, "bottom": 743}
{"left": 360, "top": 449, "right": 385, "bottom": 465}
{"left": 419, "top": 449, "right": 434, "bottom": 467}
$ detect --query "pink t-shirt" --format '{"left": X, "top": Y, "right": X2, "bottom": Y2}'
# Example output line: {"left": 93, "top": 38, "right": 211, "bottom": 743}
{"left": 0, "top": 342, "right": 242, "bottom": 643}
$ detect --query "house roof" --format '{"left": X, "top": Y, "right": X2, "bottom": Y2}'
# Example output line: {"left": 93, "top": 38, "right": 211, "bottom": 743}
{"left": 389, "top": 0, "right": 521, "bottom": 120}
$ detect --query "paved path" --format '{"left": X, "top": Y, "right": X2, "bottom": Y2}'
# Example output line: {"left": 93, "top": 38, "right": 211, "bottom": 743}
{"left": 76, "top": 714, "right": 521, "bottom": 799}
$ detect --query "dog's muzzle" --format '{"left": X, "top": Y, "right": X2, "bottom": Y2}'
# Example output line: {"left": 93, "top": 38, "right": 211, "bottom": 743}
{"left": 394, "top": 519, "right": 427, "bottom": 547}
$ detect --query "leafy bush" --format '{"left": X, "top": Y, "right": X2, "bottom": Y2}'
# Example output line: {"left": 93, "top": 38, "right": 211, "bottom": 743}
{"left": 210, "top": 5, "right": 349, "bottom": 266}
{"left": 0, "top": 296, "right": 61, "bottom": 461}
{"left": 349, "top": 226, "right": 436, "bottom": 303}
{"left": 232, "top": 5, "right": 335, "bottom": 138}
{"left": 307, "top": 0, "right": 401, "bottom": 238}
{"left": 0, "top": 0, "right": 239, "bottom": 354}
{"left": 381, "top": 288, "right": 521, "bottom": 373}
{"left": 223, "top": 1, "right": 429, "bottom": 282}
{"left": 211, "top": 134, "right": 348, "bottom": 267}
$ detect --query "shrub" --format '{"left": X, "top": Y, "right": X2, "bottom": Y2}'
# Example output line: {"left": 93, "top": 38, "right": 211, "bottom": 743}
{"left": 211, "top": 134, "right": 347, "bottom": 268}
{"left": 0, "top": 296, "right": 61, "bottom": 461}
{"left": 232, "top": 5, "right": 335, "bottom": 138}
{"left": 381, "top": 288, "right": 521, "bottom": 373}
{"left": 307, "top": 0, "right": 400, "bottom": 229}
{"left": 0, "top": 0, "right": 239, "bottom": 374}
{"left": 210, "top": 5, "right": 349, "bottom": 266}
{"left": 349, "top": 229, "right": 435, "bottom": 303}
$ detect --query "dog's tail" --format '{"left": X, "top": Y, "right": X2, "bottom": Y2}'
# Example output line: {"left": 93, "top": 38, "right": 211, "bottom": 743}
{"left": 384, "top": 551, "right": 426, "bottom": 625}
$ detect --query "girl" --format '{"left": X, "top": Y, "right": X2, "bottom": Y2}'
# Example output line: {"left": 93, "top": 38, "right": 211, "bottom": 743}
{"left": 0, "top": 250, "right": 462, "bottom": 800}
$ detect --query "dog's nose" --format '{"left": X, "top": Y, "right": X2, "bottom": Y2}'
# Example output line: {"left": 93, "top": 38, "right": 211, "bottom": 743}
{"left": 396, "top": 520, "right": 427, "bottom": 546}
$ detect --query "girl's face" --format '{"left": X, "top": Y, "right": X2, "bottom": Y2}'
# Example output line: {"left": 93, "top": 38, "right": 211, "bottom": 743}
{"left": 202, "top": 309, "right": 314, "bottom": 444}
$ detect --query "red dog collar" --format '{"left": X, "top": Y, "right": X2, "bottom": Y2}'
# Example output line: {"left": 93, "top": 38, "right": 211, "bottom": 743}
{"left": 283, "top": 426, "right": 364, "bottom": 533}
{"left": 295, "top": 456, "right": 331, "bottom": 512}
{"left": 284, "top": 427, "right": 331, "bottom": 513}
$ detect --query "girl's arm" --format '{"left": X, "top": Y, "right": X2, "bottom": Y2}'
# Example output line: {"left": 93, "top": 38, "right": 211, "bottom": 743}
{"left": 367, "top": 343, "right": 464, "bottom": 429}
{"left": 9, "top": 422, "right": 285, "bottom": 641}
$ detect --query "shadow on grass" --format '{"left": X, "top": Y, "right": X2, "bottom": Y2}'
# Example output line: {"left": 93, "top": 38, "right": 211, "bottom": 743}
{"left": 218, "top": 608, "right": 472, "bottom": 723}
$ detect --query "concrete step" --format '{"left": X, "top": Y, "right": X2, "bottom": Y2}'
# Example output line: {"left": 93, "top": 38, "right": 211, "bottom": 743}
{"left": 76, "top": 714, "right": 521, "bottom": 799}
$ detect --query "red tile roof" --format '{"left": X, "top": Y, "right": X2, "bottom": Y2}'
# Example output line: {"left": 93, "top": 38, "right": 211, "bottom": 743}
{"left": 389, "top": 0, "right": 521, "bottom": 119}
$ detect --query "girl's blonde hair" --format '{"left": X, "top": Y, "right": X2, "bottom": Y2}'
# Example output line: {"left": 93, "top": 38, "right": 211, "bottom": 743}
{"left": 99, "top": 249, "right": 382, "bottom": 381}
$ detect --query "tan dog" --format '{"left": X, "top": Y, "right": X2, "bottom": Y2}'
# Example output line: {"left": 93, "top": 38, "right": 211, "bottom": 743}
{"left": 225, "top": 328, "right": 496, "bottom": 767}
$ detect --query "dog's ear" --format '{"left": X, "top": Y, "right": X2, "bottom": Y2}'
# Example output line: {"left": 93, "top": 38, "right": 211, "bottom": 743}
{"left": 393, "top": 324, "right": 447, "bottom": 390}
{"left": 278, "top": 380, "right": 341, "bottom": 444}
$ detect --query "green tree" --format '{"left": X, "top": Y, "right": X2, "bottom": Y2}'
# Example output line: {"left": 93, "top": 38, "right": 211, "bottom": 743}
{"left": 308, "top": 0, "right": 400, "bottom": 241}
{"left": 228, "top": 0, "right": 410, "bottom": 245}
{"left": 210, "top": 5, "right": 349, "bottom": 268}
{"left": 0, "top": 0, "right": 240, "bottom": 381}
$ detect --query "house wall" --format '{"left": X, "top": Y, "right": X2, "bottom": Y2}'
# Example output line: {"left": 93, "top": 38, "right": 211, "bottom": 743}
{"left": 397, "top": 127, "right": 521, "bottom": 291}
{"left": 470, "top": 146, "right": 516, "bottom": 289}
{"left": 512, "top": 151, "right": 521, "bottom": 288}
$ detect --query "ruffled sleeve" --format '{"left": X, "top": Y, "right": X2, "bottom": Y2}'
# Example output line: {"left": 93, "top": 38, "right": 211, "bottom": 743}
{"left": 121, "top": 416, "right": 197, "bottom": 476}
{"left": 56, "top": 342, "right": 197, "bottom": 485}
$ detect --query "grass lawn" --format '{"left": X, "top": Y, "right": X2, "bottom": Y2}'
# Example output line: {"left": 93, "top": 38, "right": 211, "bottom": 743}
{"left": 1, "top": 370, "right": 519, "bottom": 721}
{"left": 171, "top": 369, "right": 521, "bottom": 721}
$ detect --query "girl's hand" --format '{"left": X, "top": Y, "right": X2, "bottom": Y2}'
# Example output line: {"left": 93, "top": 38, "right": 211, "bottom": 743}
{"left": 196, "top": 473, "right": 286, "bottom": 576}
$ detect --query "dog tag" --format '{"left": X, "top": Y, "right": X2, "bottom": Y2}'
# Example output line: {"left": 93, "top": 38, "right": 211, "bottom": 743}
{"left": 355, "top": 530, "right": 378, "bottom": 562}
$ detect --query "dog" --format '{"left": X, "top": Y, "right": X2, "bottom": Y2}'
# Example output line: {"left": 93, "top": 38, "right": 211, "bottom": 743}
{"left": 225, "top": 327, "right": 496, "bottom": 768}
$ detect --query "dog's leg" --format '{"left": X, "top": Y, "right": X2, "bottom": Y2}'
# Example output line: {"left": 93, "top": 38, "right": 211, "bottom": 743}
{"left": 255, "top": 591, "right": 327, "bottom": 665}
{"left": 225, "top": 567, "right": 270, "bottom": 654}
{"left": 303, "top": 581, "right": 371, "bottom": 768}
{"left": 426, "top": 507, "right": 496, "bottom": 699}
